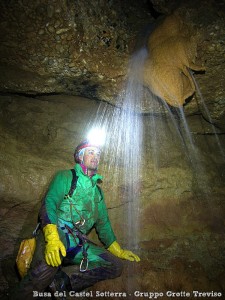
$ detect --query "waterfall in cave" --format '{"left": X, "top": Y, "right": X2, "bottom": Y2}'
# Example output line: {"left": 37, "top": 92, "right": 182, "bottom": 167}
{"left": 83, "top": 45, "right": 224, "bottom": 254}
{"left": 85, "top": 47, "right": 148, "bottom": 249}
{"left": 143, "top": 93, "right": 214, "bottom": 199}
{"left": 83, "top": 44, "right": 220, "bottom": 251}
{"left": 190, "top": 72, "right": 225, "bottom": 160}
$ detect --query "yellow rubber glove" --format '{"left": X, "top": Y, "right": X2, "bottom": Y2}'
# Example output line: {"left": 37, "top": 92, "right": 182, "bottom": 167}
{"left": 43, "top": 224, "right": 66, "bottom": 267}
{"left": 108, "top": 241, "right": 140, "bottom": 262}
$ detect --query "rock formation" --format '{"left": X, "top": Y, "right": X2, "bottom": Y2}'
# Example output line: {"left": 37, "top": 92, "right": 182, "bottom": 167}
{"left": 0, "top": 0, "right": 224, "bottom": 298}
{"left": 143, "top": 12, "right": 205, "bottom": 107}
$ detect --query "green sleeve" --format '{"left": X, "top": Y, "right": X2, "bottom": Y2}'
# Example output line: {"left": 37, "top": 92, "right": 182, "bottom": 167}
{"left": 95, "top": 188, "right": 116, "bottom": 248}
{"left": 39, "top": 170, "right": 70, "bottom": 226}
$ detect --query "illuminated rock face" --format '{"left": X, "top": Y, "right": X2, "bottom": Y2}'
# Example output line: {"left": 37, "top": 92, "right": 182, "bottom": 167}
{"left": 0, "top": 0, "right": 225, "bottom": 297}
{"left": 0, "top": 0, "right": 224, "bottom": 123}
{"left": 143, "top": 13, "right": 205, "bottom": 107}
{"left": 0, "top": 94, "right": 224, "bottom": 297}
{"left": 0, "top": 0, "right": 152, "bottom": 104}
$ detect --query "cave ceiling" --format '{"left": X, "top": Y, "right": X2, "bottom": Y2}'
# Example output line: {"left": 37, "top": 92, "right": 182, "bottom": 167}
{"left": 0, "top": 0, "right": 224, "bottom": 130}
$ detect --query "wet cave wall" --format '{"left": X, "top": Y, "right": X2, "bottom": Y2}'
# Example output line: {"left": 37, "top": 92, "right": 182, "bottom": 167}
{"left": 0, "top": 0, "right": 225, "bottom": 298}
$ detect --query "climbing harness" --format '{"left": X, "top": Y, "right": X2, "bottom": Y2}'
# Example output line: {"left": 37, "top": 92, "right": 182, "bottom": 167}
{"left": 65, "top": 169, "right": 78, "bottom": 198}
{"left": 63, "top": 224, "right": 89, "bottom": 272}
{"left": 62, "top": 168, "right": 100, "bottom": 272}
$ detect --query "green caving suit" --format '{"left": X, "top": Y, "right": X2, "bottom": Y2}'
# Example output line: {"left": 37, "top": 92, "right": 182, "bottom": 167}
{"left": 13, "top": 164, "right": 123, "bottom": 299}
{"left": 41, "top": 163, "right": 116, "bottom": 264}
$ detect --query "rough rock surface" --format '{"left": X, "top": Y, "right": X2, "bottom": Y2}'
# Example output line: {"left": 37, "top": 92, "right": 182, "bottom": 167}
{"left": 143, "top": 13, "right": 205, "bottom": 107}
{"left": 148, "top": 0, "right": 225, "bottom": 129}
{"left": 0, "top": 0, "right": 224, "bottom": 128}
{"left": 0, "top": 0, "right": 152, "bottom": 102}
{"left": 0, "top": 94, "right": 224, "bottom": 298}
{"left": 0, "top": 0, "right": 224, "bottom": 298}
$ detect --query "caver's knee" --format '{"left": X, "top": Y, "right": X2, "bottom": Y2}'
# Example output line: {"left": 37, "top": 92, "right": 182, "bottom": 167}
{"left": 99, "top": 252, "right": 123, "bottom": 278}
{"left": 8, "top": 262, "right": 58, "bottom": 300}
{"left": 30, "top": 260, "right": 58, "bottom": 283}
{"left": 111, "top": 255, "right": 123, "bottom": 278}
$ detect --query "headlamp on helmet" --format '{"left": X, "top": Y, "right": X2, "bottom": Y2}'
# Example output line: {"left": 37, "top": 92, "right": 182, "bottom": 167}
{"left": 74, "top": 140, "right": 101, "bottom": 163}
{"left": 74, "top": 127, "right": 106, "bottom": 163}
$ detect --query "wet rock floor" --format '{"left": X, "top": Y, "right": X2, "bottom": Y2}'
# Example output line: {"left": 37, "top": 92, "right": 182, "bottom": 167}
{"left": 1, "top": 234, "right": 224, "bottom": 300}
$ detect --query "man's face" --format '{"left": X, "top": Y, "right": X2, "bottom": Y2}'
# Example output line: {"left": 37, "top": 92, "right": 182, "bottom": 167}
{"left": 79, "top": 147, "right": 101, "bottom": 170}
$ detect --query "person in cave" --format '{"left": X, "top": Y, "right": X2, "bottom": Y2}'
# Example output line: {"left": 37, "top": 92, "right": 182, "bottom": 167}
{"left": 13, "top": 139, "right": 140, "bottom": 299}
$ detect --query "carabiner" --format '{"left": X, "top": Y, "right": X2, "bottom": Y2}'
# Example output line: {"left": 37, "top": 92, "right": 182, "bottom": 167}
{"left": 75, "top": 218, "right": 85, "bottom": 227}
{"left": 32, "top": 222, "right": 40, "bottom": 237}
{"left": 80, "top": 257, "right": 88, "bottom": 272}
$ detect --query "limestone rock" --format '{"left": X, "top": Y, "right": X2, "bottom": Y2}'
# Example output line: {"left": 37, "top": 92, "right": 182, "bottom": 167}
{"left": 143, "top": 12, "right": 205, "bottom": 107}
{"left": 0, "top": 0, "right": 224, "bottom": 130}
{"left": 0, "top": 0, "right": 224, "bottom": 297}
